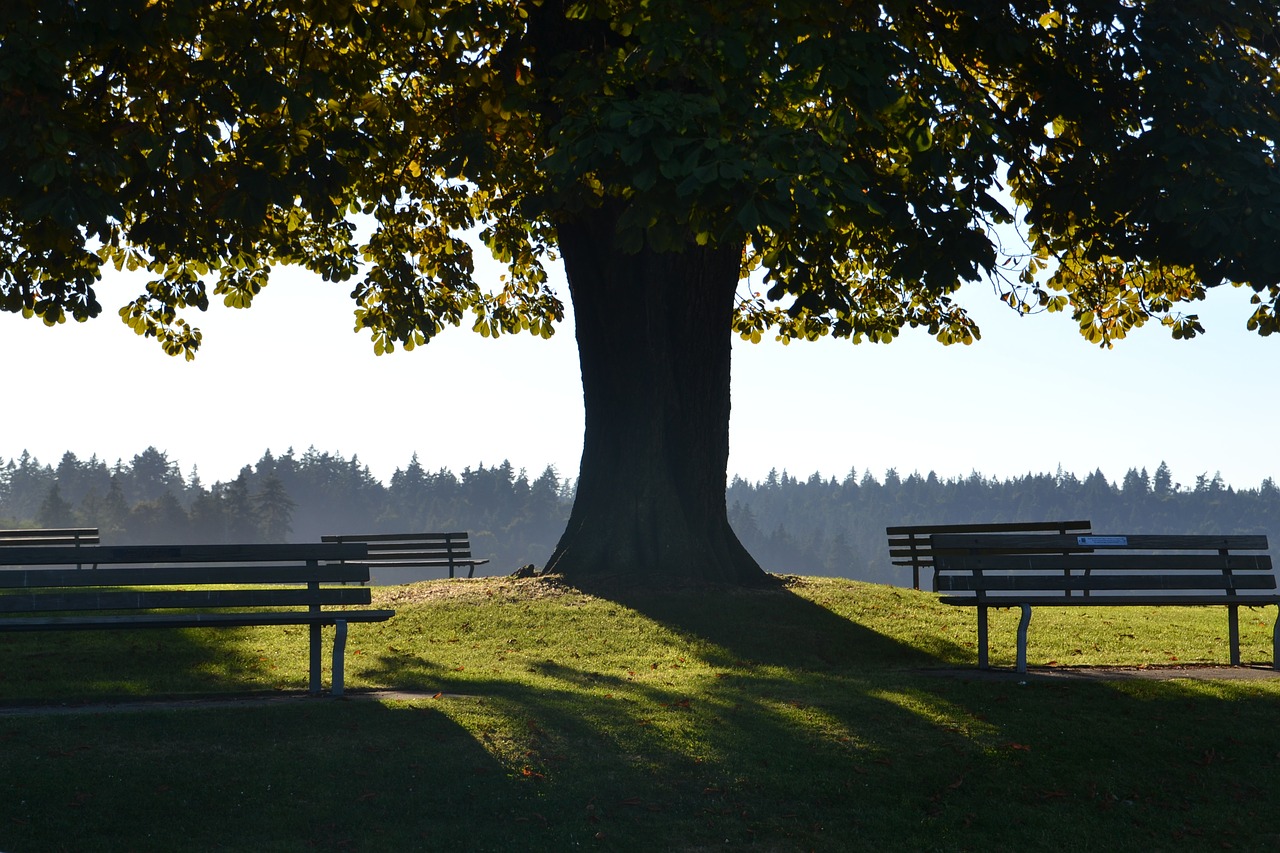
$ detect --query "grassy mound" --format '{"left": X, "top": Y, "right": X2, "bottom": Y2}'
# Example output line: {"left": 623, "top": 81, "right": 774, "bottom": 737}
{"left": 1, "top": 576, "right": 1278, "bottom": 851}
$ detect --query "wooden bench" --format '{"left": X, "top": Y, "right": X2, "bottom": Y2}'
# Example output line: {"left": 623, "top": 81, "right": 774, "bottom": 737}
{"left": 321, "top": 532, "right": 489, "bottom": 581}
{"left": 0, "top": 543, "right": 394, "bottom": 696}
{"left": 933, "top": 533, "right": 1278, "bottom": 673}
{"left": 887, "top": 520, "right": 1091, "bottom": 590}
{"left": 0, "top": 527, "right": 100, "bottom": 546}
{"left": 0, "top": 528, "right": 102, "bottom": 569}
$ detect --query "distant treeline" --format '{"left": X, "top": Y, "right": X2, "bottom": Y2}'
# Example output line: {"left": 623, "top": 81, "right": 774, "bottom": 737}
{"left": 0, "top": 448, "right": 572, "bottom": 571}
{"left": 2, "top": 450, "right": 1277, "bottom": 585}
{"left": 729, "top": 465, "right": 1280, "bottom": 585}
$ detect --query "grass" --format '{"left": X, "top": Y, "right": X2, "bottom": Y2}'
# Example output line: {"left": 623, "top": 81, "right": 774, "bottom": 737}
{"left": 2, "top": 576, "right": 1279, "bottom": 851}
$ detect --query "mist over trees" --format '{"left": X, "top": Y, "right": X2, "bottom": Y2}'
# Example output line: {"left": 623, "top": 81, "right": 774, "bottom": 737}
{"left": 0, "top": 448, "right": 572, "bottom": 572}
{"left": 729, "top": 465, "right": 1280, "bottom": 585}
{"left": 2, "top": 449, "right": 1275, "bottom": 586}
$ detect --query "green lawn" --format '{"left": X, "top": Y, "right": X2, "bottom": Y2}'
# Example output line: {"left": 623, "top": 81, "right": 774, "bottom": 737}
{"left": 2, "top": 576, "right": 1278, "bottom": 851}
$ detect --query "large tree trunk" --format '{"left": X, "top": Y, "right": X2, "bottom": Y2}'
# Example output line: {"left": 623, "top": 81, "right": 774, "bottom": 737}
{"left": 545, "top": 205, "right": 770, "bottom": 588}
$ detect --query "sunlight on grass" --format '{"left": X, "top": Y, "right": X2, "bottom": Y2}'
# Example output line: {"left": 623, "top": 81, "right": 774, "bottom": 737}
{"left": 867, "top": 686, "right": 1001, "bottom": 742}
{"left": 2, "top": 575, "right": 1279, "bottom": 850}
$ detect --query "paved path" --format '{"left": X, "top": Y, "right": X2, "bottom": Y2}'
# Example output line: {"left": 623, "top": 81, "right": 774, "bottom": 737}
{"left": 920, "top": 664, "right": 1280, "bottom": 682}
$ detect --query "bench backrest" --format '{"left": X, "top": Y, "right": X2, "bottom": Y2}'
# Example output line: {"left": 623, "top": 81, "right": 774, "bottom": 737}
{"left": 932, "top": 533, "right": 1274, "bottom": 600}
{"left": 0, "top": 542, "right": 373, "bottom": 616}
{"left": 887, "top": 520, "right": 1091, "bottom": 590}
{"left": 0, "top": 527, "right": 100, "bottom": 547}
{"left": 321, "top": 532, "right": 481, "bottom": 580}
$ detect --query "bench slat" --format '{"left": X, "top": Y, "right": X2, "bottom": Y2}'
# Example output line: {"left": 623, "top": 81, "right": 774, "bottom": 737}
{"left": 932, "top": 533, "right": 1270, "bottom": 552}
{"left": 940, "top": 595, "right": 1280, "bottom": 607}
{"left": 937, "top": 554, "right": 1272, "bottom": 573}
{"left": 359, "top": 559, "right": 475, "bottom": 569}
{"left": 362, "top": 544, "right": 476, "bottom": 554}
{"left": 939, "top": 573, "right": 1277, "bottom": 592}
{"left": 0, "top": 542, "right": 366, "bottom": 567}
{"left": 887, "top": 520, "right": 1091, "bottom": 535}
{"left": 322, "top": 531, "right": 471, "bottom": 544}
{"left": 0, "top": 587, "right": 373, "bottom": 614}
{"left": 0, "top": 564, "right": 371, "bottom": 589}
{"left": 0, "top": 609, "right": 396, "bottom": 632}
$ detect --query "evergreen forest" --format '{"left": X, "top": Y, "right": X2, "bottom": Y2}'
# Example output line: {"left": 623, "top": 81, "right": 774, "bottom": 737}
{"left": 2, "top": 448, "right": 1276, "bottom": 586}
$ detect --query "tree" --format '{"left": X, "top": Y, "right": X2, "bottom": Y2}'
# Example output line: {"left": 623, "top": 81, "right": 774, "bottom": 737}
{"left": 36, "top": 483, "right": 75, "bottom": 528}
{"left": 123, "top": 447, "right": 184, "bottom": 504}
{"left": 252, "top": 474, "right": 296, "bottom": 542}
{"left": 217, "top": 467, "right": 259, "bottom": 543}
{"left": 3, "top": 2, "right": 1279, "bottom": 586}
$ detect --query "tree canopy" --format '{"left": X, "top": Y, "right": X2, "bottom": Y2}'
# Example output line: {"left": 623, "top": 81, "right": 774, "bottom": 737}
{"left": 5, "top": 1, "right": 1278, "bottom": 349}
{"left": 4, "top": 1, "right": 1278, "bottom": 584}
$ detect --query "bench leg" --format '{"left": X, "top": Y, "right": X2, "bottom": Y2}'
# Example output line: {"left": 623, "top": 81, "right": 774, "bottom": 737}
{"left": 1273, "top": 606, "right": 1279, "bottom": 672}
{"left": 309, "top": 623, "right": 322, "bottom": 695}
{"left": 977, "top": 607, "right": 989, "bottom": 669}
{"left": 1228, "top": 605, "right": 1241, "bottom": 666}
{"left": 1016, "top": 605, "right": 1032, "bottom": 674}
{"left": 332, "top": 620, "right": 349, "bottom": 697}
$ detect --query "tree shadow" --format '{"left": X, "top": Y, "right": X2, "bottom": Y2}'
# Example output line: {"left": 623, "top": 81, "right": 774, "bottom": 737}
{"left": 0, "top": 699, "right": 517, "bottom": 850}
{"left": 0, "top": 623, "right": 371, "bottom": 703}
{"left": 5, "top": 583, "right": 1280, "bottom": 850}
{"left": 570, "top": 575, "right": 969, "bottom": 671}
{"left": 355, "top": 629, "right": 1280, "bottom": 850}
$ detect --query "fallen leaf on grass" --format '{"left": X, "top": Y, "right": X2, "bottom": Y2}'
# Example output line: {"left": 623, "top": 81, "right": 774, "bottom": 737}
{"left": 514, "top": 812, "right": 548, "bottom": 825}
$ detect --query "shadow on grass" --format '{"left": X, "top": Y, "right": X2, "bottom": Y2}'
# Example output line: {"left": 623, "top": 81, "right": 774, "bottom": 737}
{"left": 0, "top": 699, "right": 517, "bottom": 851}
{"left": 6, "top": 583, "right": 1280, "bottom": 851}
{"left": 347, "top": 583, "right": 1280, "bottom": 849}
{"left": 570, "top": 579, "right": 963, "bottom": 670}
{"left": 0, "top": 623, "right": 349, "bottom": 702}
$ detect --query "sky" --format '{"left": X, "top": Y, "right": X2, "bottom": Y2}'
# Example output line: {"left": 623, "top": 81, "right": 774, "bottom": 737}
{"left": 2, "top": 252, "right": 1276, "bottom": 491}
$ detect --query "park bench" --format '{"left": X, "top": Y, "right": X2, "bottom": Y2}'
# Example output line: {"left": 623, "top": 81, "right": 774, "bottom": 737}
{"left": 0, "top": 527, "right": 100, "bottom": 546}
{"left": 932, "top": 533, "right": 1278, "bottom": 673}
{"left": 886, "top": 520, "right": 1091, "bottom": 590}
{"left": 0, "top": 528, "right": 101, "bottom": 569}
{"left": 321, "top": 531, "right": 489, "bottom": 582}
{"left": 0, "top": 542, "right": 393, "bottom": 696}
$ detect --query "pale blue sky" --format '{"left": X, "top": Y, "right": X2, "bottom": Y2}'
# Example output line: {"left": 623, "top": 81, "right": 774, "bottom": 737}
{"left": 3, "top": 255, "right": 1275, "bottom": 490}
